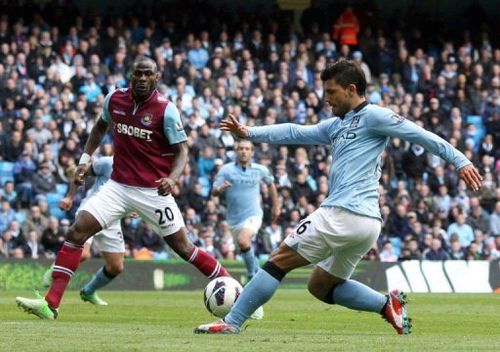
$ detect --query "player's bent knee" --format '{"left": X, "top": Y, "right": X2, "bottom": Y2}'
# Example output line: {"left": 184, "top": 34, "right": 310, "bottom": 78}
{"left": 262, "top": 261, "right": 287, "bottom": 282}
{"left": 307, "top": 281, "right": 328, "bottom": 303}
{"left": 106, "top": 262, "right": 124, "bottom": 276}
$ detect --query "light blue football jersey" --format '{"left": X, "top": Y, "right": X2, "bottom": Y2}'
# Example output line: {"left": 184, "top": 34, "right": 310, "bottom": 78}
{"left": 248, "top": 102, "right": 471, "bottom": 220}
{"left": 214, "top": 162, "right": 274, "bottom": 226}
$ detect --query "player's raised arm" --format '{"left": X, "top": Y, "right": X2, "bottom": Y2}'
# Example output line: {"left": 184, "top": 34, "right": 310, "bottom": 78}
{"left": 367, "top": 109, "right": 483, "bottom": 191}
{"left": 221, "top": 113, "right": 332, "bottom": 145}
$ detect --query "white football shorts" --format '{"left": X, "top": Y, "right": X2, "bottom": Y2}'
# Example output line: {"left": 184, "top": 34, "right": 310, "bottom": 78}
{"left": 84, "top": 219, "right": 125, "bottom": 253}
{"left": 284, "top": 206, "right": 381, "bottom": 280}
{"left": 229, "top": 216, "right": 263, "bottom": 239}
{"left": 80, "top": 179, "right": 185, "bottom": 238}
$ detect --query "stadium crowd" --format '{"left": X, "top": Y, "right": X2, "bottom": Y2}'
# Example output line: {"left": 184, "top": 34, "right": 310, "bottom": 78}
{"left": 0, "top": 1, "right": 499, "bottom": 263}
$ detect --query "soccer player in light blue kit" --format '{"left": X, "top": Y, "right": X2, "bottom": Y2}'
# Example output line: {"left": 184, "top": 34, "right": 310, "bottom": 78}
{"left": 195, "top": 59, "right": 483, "bottom": 335}
{"left": 43, "top": 156, "right": 126, "bottom": 306}
{"left": 212, "top": 140, "right": 280, "bottom": 319}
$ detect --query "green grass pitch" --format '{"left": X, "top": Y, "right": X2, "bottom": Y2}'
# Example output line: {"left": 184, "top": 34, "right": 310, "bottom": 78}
{"left": 1, "top": 290, "right": 499, "bottom": 351}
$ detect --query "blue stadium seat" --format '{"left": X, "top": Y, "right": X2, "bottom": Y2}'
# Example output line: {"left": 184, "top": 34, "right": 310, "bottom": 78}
{"left": 46, "top": 192, "right": 63, "bottom": 207}
{"left": 50, "top": 206, "right": 67, "bottom": 220}
{"left": 15, "top": 211, "right": 27, "bottom": 224}
{"left": 0, "top": 161, "right": 14, "bottom": 175}
{"left": 389, "top": 237, "right": 402, "bottom": 257}
{"left": 56, "top": 183, "right": 68, "bottom": 196}
{"left": 198, "top": 176, "right": 211, "bottom": 198}
{"left": 466, "top": 115, "right": 486, "bottom": 148}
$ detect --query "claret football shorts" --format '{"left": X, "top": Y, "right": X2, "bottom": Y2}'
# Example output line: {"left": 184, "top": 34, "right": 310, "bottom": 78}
{"left": 284, "top": 206, "right": 381, "bottom": 280}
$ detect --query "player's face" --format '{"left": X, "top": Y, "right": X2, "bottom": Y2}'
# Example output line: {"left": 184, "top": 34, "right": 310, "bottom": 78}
{"left": 237, "top": 142, "right": 254, "bottom": 164}
{"left": 131, "top": 61, "right": 159, "bottom": 99}
{"left": 323, "top": 79, "right": 355, "bottom": 118}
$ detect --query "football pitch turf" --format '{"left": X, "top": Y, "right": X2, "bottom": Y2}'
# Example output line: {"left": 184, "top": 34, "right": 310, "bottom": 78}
{"left": 1, "top": 290, "right": 499, "bottom": 352}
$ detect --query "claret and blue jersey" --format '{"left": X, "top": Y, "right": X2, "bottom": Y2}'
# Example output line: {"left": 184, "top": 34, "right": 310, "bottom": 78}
{"left": 248, "top": 102, "right": 471, "bottom": 220}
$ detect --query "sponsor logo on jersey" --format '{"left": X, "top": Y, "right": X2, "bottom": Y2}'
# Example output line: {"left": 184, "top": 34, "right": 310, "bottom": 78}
{"left": 141, "top": 113, "right": 154, "bottom": 126}
{"left": 350, "top": 116, "right": 361, "bottom": 128}
{"left": 391, "top": 114, "right": 405, "bottom": 123}
{"left": 113, "top": 109, "right": 126, "bottom": 116}
{"left": 115, "top": 122, "right": 153, "bottom": 141}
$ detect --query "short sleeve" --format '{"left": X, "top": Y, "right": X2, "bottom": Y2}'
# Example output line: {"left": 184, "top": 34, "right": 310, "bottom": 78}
{"left": 163, "top": 103, "right": 188, "bottom": 144}
{"left": 258, "top": 165, "right": 274, "bottom": 184}
{"left": 100, "top": 91, "right": 114, "bottom": 124}
{"left": 213, "top": 166, "right": 227, "bottom": 188}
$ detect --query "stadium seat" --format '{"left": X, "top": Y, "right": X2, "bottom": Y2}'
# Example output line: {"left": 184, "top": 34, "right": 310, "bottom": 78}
{"left": 198, "top": 177, "right": 211, "bottom": 197}
{"left": 0, "top": 161, "right": 14, "bottom": 175}
{"left": 15, "top": 211, "right": 27, "bottom": 224}
{"left": 389, "top": 237, "right": 402, "bottom": 257}
{"left": 56, "top": 183, "right": 68, "bottom": 196}
{"left": 50, "top": 206, "right": 67, "bottom": 220}
{"left": 0, "top": 162, "right": 14, "bottom": 185}
{"left": 46, "top": 192, "right": 63, "bottom": 207}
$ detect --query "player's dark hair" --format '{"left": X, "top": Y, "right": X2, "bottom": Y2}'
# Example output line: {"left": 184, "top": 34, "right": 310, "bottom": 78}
{"left": 320, "top": 59, "right": 366, "bottom": 96}
{"left": 132, "top": 56, "right": 158, "bottom": 72}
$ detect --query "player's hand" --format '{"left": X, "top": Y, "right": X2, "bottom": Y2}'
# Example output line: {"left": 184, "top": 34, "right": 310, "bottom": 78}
{"left": 218, "top": 181, "right": 232, "bottom": 193}
{"left": 458, "top": 164, "right": 483, "bottom": 192}
{"left": 271, "top": 205, "right": 281, "bottom": 224}
{"left": 155, "top": 177, "right": 176, "bottom": 196}
{"left": 220, "top": 114, "right": 249, "bottom": 138}
{"left": 59, "top": 197, "right": 73, "bottom": 211}
{"left": 74, "top": 164, "right": 89, "bottom": 185}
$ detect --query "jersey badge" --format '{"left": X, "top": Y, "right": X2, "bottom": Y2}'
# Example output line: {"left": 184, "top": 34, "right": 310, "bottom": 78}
{"left": 141, "top": 113, "right": 154, "bottom": 126}
{"left": 391, "top": 114, "right": 405, "bottom": 123}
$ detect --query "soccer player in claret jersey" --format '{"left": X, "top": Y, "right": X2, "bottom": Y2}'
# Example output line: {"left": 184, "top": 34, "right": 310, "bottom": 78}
{"left": 194, "top": 59, "right": 483, "bottom": 335}
{"left": 16, "top": 57, "right": 231, "bottom": 320}
{"left": 212, "top": 140, "right": 281, "bottom": 319}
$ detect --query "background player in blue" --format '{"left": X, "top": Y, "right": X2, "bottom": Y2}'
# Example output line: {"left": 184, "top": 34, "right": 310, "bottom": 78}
{"left": 42, "top": 156, "right": 125, "bottom": 306}
{"left": 212, "top": 140, "right": 280, "bottom": 319}
{"left": 213, "top": 140, "right": 280, "bottom": 282}
{"left": 195, "top": 59, "right": 483, "bottom": 335}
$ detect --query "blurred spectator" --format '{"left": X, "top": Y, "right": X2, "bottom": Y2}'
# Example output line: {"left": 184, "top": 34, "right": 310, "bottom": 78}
{"left": 41, "top": 217, "right": 65, "bottom": 257}
{"left": 23, "top": 229, "right": 44, "bottom": 259}
{"left": 379, "top": 241, "right": 398, "bottom": 262}
{"left": 0, "top": 1, "right": 496, "bottom": 263}
{"left": 447, "top": 213, "right": 475, "bottom": 247}
{"left": 0, "top": 198, "right": 16, "bottom": 233}
{"left": 135, "top": 223, "right": 167, "bottom": 259}
{"left": 423, "top": 238, "right": 450, "bottom": 260}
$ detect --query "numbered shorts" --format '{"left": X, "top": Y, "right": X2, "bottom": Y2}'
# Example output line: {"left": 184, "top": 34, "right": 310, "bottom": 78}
{"left": 85, "top": 219, "right": 125, "bottom": 253}
{"left": 284, "top": 206, "right": 381, "bottom": 280}
{"left": 229, "top": 216, "right": 263, "bottom": 239}
{"left": 80, "top": 180, "right": 185, "bottom": 237}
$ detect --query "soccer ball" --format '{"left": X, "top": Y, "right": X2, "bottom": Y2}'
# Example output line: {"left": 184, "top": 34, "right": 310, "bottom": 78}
{"left": 203, "top": 276, "right": 243, "bottom": 318}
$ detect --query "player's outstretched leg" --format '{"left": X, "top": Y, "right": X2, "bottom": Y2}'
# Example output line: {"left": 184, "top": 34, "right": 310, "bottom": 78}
{"left": 194, "top": 261, "right": 285, "bottom": 334}
{"left": 17, "top": 241, "right": 84, "bottom": 319}
{"left": 313, "top": 273, "right": 412, "bottom": 335}
{"left": 16, "top": 212, "right": 101, "bottom": 319}
{"left": 80, "top": 252, "right": 124, "bottom": 306}
{"left": 164, "top": 229, "right": 230, "bottom": 278}
{"left": 41, "top": 243, "right": 93, "bottom": 288}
